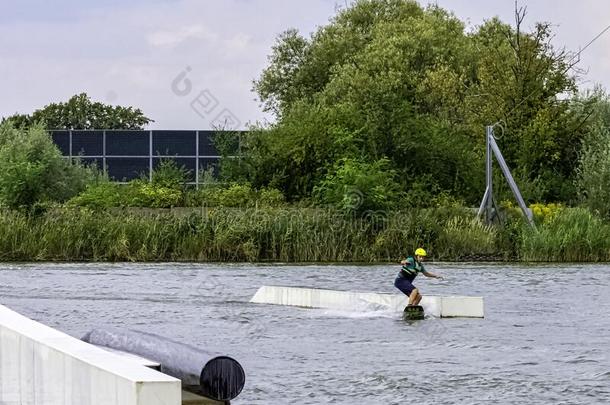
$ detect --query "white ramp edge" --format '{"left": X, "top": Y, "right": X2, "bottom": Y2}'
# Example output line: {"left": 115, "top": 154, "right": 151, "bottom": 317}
{"left": 250, "top": 286, "right": 484, "bottom": 318}
{"left": 0, "top": 304, "right": 181, "bottom": 405}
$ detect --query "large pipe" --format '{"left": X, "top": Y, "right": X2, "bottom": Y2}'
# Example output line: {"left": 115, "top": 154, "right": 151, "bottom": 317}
{"left": 82, "top": 328, "right": 245, "bottom": 402}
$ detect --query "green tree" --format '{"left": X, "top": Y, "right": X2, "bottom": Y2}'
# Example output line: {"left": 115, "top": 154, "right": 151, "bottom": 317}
{"left": 248, "top": 0, "right": 588, "bottom": 205}
{"left": 576, "top": 89, "right": 610, "bottom": 218}
{"left": 0, "top": 122, "right": 97, "bottom": 209}
{"left": 254, "top": 0, "right": 426, "bottom": 119}
{"left": 462, "top": 11, "right": 585, "bottom": 202}
{"left": 1, "top": 93, "right": 152, "bottom": 130}
{"left": 250, "top": 1, "right": 481, "bottom": 202}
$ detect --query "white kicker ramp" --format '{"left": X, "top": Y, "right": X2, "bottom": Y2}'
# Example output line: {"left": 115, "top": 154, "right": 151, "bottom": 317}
{"left": 250, "top": 286, "right": 484, "bottom": 318}
{"left": 0, "top": 304, "right": 181, "bottom": 405}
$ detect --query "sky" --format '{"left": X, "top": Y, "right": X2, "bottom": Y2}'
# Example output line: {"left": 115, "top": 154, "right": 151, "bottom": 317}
{"left": 1, "top": 0, "right": 609, "bottom": 129}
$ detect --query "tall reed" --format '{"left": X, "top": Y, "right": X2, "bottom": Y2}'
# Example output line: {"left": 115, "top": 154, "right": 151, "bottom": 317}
{"left": 1, "top": 206, "right": 610, "bottom": 262}
{"left": 520, "top": 207, "right": 610, "bottom": 262}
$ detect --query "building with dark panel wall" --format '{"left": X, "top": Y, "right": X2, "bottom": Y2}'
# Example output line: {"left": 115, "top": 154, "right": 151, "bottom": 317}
{"left": 50, "top": 130, "right": 241, "bottom": 184}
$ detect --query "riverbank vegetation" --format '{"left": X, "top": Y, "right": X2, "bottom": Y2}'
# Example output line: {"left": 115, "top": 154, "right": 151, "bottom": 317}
{"left": 2, "top": 0, "right": 610, "bottom": 263}
{"left": 1, "top": 205, "right": 610, "bottom": 262}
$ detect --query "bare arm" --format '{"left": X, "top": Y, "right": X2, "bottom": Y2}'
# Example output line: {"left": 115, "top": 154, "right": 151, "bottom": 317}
{"left": 422, "top": 270, "right": 444, "bottom": 280}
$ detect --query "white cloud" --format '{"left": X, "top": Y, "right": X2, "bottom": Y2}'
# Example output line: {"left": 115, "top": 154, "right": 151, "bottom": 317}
{"left": 223, "top": 33, "right": 252, "bottom": 53}
{"left": 147, "top": 24, "right": 218, "bottom": 48}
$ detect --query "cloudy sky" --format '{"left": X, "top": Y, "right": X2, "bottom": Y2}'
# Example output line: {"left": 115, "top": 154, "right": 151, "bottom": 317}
{"left": 1, "top": 0, "right": 609, "bottom": 129}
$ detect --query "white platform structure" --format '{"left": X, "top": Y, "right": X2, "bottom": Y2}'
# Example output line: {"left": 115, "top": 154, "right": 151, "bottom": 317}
{"left": 94, "top": 347, "right": 224, "bottom": 405}
{"left": 250, "top": 286, "right": 484, "bottom": 318}
{"left": 0, "top": 304, "right": 181, "bottom": 405}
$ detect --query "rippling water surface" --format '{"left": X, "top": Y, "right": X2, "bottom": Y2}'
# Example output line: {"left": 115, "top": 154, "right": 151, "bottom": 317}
{"left": 1, "top": 262, "right": 609, "bottom": 404}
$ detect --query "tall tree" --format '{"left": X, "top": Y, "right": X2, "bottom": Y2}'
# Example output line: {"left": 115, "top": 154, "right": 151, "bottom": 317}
{"left": 575, "top": 89, "right": 610, "bottom": 218}
{"left": 461, "top": 6, "right": 584, "bottom": 201}
{"left": 2, "top": 93, "right": 153, "bottom": 130}
{"left": 247, "top": 0, "right": 588, "bottom": 204}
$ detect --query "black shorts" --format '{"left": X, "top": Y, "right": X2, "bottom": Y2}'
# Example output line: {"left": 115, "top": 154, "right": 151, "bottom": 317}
{"left": 394, "top": 276, "right": 416, "bottom": 297}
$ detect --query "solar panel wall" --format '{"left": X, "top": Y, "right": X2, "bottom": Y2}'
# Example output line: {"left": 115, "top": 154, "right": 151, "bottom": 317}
{"left": 49, "top": 130, "right": 243, "bottom": 184}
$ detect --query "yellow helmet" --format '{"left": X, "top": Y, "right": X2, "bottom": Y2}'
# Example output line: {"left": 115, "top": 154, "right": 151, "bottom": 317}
{"left": 415, "top": 248, "right": 427, "bottom": 257}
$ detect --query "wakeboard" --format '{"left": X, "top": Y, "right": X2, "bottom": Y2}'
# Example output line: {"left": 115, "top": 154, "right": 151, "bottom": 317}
{"left": 402, "top": 305, "right": 425, "bottom": 320}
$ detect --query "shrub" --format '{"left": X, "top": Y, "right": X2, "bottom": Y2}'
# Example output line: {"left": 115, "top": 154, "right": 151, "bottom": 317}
{"left": 257, "top": 187, "right": 286, "bottom": 207}
{"left": 529, "top": 202, "right": 563, "bottom": 224}
{"left": 205, "top": 183, "right": 255, "bottom": 207}
{"left": 68, "top": 180, "right": 123, "bottom": 208}
{"left": 152, "top": 159, "right": 189, "bottom": 189}
{"left": 127, "top": 182, "right": 183, "bottom": 208}
{"left": 313, "top": 157, "right": 404, "bottom": 215}
{"left": 70, "top": 180, "right": 183, "bottom": 209}
{"left": 187, "top": 183, "right": 286, "bottom": 208}
{"left": 0, "top": 123, "right": 96, "bottom": 209}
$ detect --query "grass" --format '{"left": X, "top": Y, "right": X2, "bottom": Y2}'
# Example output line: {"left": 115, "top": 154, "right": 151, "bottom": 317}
{"left": 1, "top": 206, "right": 610, "bottom": 262}
{"left": 520, "top": 208, "right": 610, "bottom": 262}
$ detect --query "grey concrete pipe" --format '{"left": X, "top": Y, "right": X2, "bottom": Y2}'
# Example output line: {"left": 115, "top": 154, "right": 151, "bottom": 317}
{"left": 82, "top": 328, "right": 245, "bottom": 402}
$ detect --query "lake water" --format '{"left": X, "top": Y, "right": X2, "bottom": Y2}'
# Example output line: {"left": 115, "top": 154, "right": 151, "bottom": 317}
{"left": 1, "top": 262, "right": 609, "bottom": 404}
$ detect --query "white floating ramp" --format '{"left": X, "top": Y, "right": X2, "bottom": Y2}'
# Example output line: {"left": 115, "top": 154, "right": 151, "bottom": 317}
{"left": 250, "top": 286, "right": 484, "bottom": 318}
{"left": 0, "top": 304, "right": 181, "bottom": 405}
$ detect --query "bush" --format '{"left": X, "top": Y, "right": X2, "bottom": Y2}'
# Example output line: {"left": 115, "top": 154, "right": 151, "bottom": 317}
{"left": 71, "top": 174, "right": 286, "bottom": 209}
{"left": 257, "top": 187, "right": 286, "bottom": 207}
{"left": 152, "top": 159, "right": 189, "bottom": 190}
{"left": 126, "top": 181, "right": 183, "bottom": 208}
{"left": 70, "top": 160, "right": 190, "bottom": 209}
{"left": 70, "top": 180, "right": 183, "bottom": 209}
{"left": 69, "top": 181, "right": 123, "bottom": 208}
{"left": 314, "top": 158, "right": 404, "bottom": 215}
{"left": 208, "top": 183, "right": 255, "bottom": 207}
{"left": 529, "top": 202, "right": 563, "bottom": 224}
{"left": 0, "top": 123, "right": 96, "bottom": 209}
{"left": 187, "top": 183, "right": 285, "bottom": 208}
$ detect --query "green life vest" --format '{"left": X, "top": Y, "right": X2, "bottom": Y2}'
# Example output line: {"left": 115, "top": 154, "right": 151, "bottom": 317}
{"left": 399, "top": 256, "right": 425, "bottom": 280}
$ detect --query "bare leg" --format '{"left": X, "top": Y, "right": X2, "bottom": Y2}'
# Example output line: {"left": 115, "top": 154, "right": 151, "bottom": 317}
{"left": 408, "top": 288, "right": 419, "bottom": 305}
{"left": 414, "top": 291, "right": 422, "bottom": 305}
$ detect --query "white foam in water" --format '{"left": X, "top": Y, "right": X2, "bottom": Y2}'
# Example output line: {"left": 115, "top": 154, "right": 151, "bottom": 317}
{"left": 292, "top": 297, "right": 444, "bottom": 321}
{"left": 307, "top": 299, "right": 397, "bottom": 319}
{"left": 309, "top": 307, "right": 396, "bottom": 319}
{"left": 316, "top": 305, "right": 442, "bottom": 320}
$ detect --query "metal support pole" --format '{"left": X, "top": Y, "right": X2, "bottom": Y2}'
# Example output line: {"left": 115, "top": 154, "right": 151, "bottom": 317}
{"left": 195, "top": 130, "right": 200, "bottom": 189}
{"left": 68, "top": 130, "right": 73, "bottom": 161}
{"left": 478, "top": 126, "right": 493, "bottom": 221}
{"left": 102, "top": 130, "right": 107, "bottom": 175}
{"left": 149, "top": 130, "right": 153, "bottom": 182}
{"left": 488, "top": 133, "right": 535, "bottom": 227}
{"left": 477, "top": 125, "right": 535, "bottom": 228}
{"left": 477, "top": 186, "right": 490, "bottom": 218}
{"left": 485, "top": 125, "right": 493, "bottom": 221}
